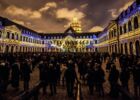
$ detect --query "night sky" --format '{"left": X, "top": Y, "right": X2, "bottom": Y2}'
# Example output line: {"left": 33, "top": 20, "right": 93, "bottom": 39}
{"left": 0, "top": 0, "right": 134, "bottom": 33}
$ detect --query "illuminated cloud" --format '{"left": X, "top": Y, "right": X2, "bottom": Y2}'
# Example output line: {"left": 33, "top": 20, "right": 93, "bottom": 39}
{"left": 39, "top": 2, "right": 57, "bottom": 12}
{"left": 108, "top": 1, "right": 134, "bottom": 18}
{"left": 89, "top": 26, "right": 104, "bottom": 32}
{"left": 5, "top": 5, "right": 42, "bottom": 19}
{"left": 0, "top": 0, "right": 135, "bottom": 32}
{"left": 80, "top": 3, "right": 88, "bottom": 9}
{"left": 119, "top": 1, "right": 133, "bottom": 12}
{"left": 108, "top": 9, "right": 118, "bottom": 18}
{"left": 12, "top": 19, "right": 25, "bottom": 25}
{"left": 56, "top": 8, "right": 85, "bottom": 21}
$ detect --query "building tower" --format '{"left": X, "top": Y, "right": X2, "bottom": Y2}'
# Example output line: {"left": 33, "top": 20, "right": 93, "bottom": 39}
{"left": 70, "top": 17, "right": 82, "bottom": 33}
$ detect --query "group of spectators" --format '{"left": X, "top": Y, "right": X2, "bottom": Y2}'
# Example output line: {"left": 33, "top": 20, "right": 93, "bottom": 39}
{"left": 0, "top": 52, "right": 140, "bottom": 99}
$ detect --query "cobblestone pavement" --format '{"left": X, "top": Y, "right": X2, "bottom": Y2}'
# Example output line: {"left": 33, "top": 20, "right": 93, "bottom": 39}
{"left": 1, "top": 67, "right": 39, "bottom": 100}
{"left": 1, "top": 59, "right": 140, "bottom": 100}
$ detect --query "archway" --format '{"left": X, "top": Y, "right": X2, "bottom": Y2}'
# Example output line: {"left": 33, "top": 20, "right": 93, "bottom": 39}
{"left": 5, "top": 45, "right": 9, "bottom": 53}
{"left": 125, "top": 43, "right": 128, "bottom": 54}
{"left": 115, "top": 44, "right": 117, "bottom": 53}
{"left": 135, "top": 40, "right": 140, "bottom": 56}
{"left": 11, "top": 46, "right": 14, "bottom": 53}
{"left": 129, "top": 42, "right": 133, "bottom": 55}
{"left": 134, "top": 16, "right": 139, "bottom": 29}
{"left": 121, "top": 44, "right": 123, "bottom": 54}
{"left": 128, "top": 21, "right": 132, "bottom": 32}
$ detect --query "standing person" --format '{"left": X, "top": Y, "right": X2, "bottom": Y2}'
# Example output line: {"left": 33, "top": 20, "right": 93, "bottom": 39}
{"left": 0, "top": 59, "right": 10, "bottom": 92}
{"left": 86, "top": 63, "right": 95, "bottom": 95}
{"left": 65, "top": 60, "right": 78, "bottom": 97}
{"left": 133, "top": 58, "right": 140, "bottom": 97}
{"left": 55, "top": 62, "right": 61, "bottom": 85}
{"left": 106, "top": 60, "right": 112, "bottom": 72}
{"left": 60, "top": 63, "right": 67, "bottom": 87}
{"left": 96, "top": 64, "right": 105, "bottom": 97}
{"left": 120, "top": 66, "right": 130, "bottom": 91}
{"left": 48, "top": 63, "right": 57, "bottom": 96}
{"left": 20, "top": 60, "right": 32, "bottom": 91}
{"left": 11, "top": 59, "right": 20, "bottom": 90}
{"left": 109, "top": 64, "right": 119, "bottom": 97}
{"left": 38, "top": 60, "right": 49, "bottom": 95}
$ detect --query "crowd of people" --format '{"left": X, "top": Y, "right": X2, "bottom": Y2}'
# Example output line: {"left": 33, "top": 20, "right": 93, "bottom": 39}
{"left": 0, "top": 52, "right": 140, "bottom": 99}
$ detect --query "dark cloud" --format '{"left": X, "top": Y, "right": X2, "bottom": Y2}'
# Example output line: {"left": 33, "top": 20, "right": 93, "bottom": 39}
{"left": 0, "top": 0, "right": 134, "bottom": 33}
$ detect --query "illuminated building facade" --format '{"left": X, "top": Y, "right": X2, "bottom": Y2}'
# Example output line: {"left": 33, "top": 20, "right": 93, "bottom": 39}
{"left": 0, "top": 0, "right": 140, "bottom": 55}
{"left": 97, "top": 0, "right": 140, "bottom": 56}
{"left": 0, "top": 17, "right": 45, "bottom": 53}
{"left": 41, "top": 27, "right": 98, "bottom": 52}
{"left": 0, "top": 18, "right": 98, "bottom": 53}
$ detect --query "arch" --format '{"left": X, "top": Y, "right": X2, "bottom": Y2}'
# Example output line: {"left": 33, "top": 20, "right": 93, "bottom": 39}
{"left": 128, "top": 21, "right": 132, "bottom": 31}
{"left": 129, "top": 42, "right": 133, "bottom": 55}
{"left": 135, "top": 40, "right": 140, "bottom": 56}
{"left": 115, "top": 44, "right": 117, "bottom": 53}
{"left": 11, "top": 46, "right": 14, "bottom": 53}
{"left": 16, "top": 34, "right": 19, "bottom": 40}
{"left": 12, "top": 34, "right": 15, "bottom": 39}
{"left": 123, "top": 24, "right": 127, "bottom": 33}
{"left": 112, "top": 45, "right": 114, "bottom": 53}
{"left": 134, "top": 16, "right": 139, "bottom": 29}
{"left": 5, "top": 45, "right": 9, "bottom": 53}
{"left": 111, "top": 31, "right": 114, "bottom": 38}
{"left": 15, "top": 46, "right": 17, "bottom": 52}
{"left": 110, "top": 46, "right": 111, "bottom": 53}
{"left": 121, "top": 44, "right": 123, "bottom": 54}
{"left": 125, "top": 43, "right": 128, "bottom": 54}
{"left": 120, "top": 26, "right": 123, "bottom": 35}
{"left": 7, "top": 32, "right": 10, "bottom": 39}
{"left": 114, "top": 29, "right": 116, "bottom": 37}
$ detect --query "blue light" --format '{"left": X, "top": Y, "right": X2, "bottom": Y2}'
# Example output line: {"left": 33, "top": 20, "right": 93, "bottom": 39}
{"left": 93, "top": 35, "right": 97, "bottom": 39}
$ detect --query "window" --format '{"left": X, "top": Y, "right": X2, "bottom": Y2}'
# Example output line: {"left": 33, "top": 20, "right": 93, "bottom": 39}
{"left": 114, "top": 29, "right": 116, "bottom": 37}
{"left": 16, "top": 34, "right": 19, "bottom": 40}
{"left": 20, "top": 36, "right": 22, "bottom": 41}
{"left": 12, "top": 34, "right": 15, "bottom": 39}
{"left": 95, "top": 40, "right": 97, "bottom": 44}
{"left": 128, "top": 21, "right": 132, "bottom": 31}
{"left": 134, "top": 16, "right": 139, "bottom": 29}
{"left": 7, "top": 32, "right": 10, "bottom": 39}
{"left": 120, "top": 26, "right": 123, "bottom": 35}
{"left": 112, "top": 31, "right": 114, "bottom": 37}
{"left": 123, "top": 24, "right": 127, "bottom": 33}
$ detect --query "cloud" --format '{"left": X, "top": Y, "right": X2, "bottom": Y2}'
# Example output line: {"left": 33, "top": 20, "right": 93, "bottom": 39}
{"left": 108, "top": 1, "right": 133, "bottom": 19}
{"left": 56, "top": 8, "right": 85, "bottom": 21}
{"left": 5, "top": 5, "right": 42, "bottom": 19}
{"left": 80, "top": 3, "right": 88, "bottom": 9}
{"left": 39, "top": 2, "right": 57, "bottom": 12}
{"left": 108, "top": 9, "right": 118, "bottom": 18}
{"left": 89, "top": 26, "right": 104, "bottom": 32}
{"left": 12, "top": 19, "right": 25, "bottom": 25}
{"left": 119, "top": 1, "right": 133, "bottom": 12}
